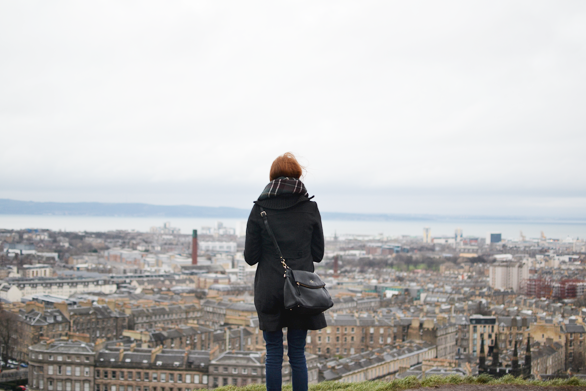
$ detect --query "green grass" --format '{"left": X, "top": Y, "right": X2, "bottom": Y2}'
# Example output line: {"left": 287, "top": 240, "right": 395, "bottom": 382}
{"left": 214, "top": 375, "right": 586, "bottom": 391}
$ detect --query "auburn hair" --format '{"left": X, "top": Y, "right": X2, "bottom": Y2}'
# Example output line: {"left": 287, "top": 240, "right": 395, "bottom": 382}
{"left": 270, "top": 152, "right": 304, "bottom": 181}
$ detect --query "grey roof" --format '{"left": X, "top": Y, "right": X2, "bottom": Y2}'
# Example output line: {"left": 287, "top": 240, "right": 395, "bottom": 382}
{"left": 30, "top": 340, "right": 94, "bottom": 354}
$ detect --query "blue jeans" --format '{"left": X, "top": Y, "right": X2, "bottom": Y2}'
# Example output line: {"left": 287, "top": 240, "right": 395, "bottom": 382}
{"left": 263, "top": 328, "right": 308, "bottom": 391}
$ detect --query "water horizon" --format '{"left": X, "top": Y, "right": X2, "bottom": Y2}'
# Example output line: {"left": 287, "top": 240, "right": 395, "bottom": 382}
{"left": 1, "top": 214, "right": 584, "bottom": 241}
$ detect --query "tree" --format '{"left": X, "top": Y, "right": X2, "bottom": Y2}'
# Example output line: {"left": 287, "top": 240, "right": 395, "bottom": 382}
{"left": 0, "top": 304, "right": 20, "bottom": 366}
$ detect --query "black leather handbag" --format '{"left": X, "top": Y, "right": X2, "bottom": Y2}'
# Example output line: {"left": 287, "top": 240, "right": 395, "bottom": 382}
{"left": 260, "top": 207, "right": 334, "bottom": 315}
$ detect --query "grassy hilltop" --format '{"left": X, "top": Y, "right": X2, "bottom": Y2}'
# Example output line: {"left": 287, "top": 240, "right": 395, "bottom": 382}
{"left": 214, "top": 374, "right": 586, "bottom": 391}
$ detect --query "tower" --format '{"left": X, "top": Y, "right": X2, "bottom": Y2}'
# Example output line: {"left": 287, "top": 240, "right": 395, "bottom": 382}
{"left": 333, "top": 255, "right": 339, "bottom": 277}
{"left": 491, "top": 333, "right": 499, "bottom": 368}
{"left": 478, "top": 337, "right": 486, "bottom": 371}
{"left": 192, "top": 229, "right": 198, "bottom": 265}
{"left": 524, "top": 334, "right": 531, "bottom": 378}
{"left": 423, "top": 227, "right": 431, "bottom": 244}
{"left": 512, "top": 341, "right": 519, "bottom": 374}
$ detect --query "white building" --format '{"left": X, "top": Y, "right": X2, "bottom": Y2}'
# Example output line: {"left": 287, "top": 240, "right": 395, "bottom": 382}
{"left": 0, "top": 283, "right": 23, "bottom": 302}
{"left": 489, "top": 261, "right": 529, "bottom": 292}
{"left": 199, "top": 241, "right": 237, "bottom": 253}
{"left": 21, "top": 264, "right": 53, "bottom": 278}
{"left": 0, "top": 277, "right": 117, "bottom": 302}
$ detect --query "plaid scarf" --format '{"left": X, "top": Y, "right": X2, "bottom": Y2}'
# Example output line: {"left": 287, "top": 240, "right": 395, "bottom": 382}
{"left": 258, "top": 177, "right": 308, "bottom": 200}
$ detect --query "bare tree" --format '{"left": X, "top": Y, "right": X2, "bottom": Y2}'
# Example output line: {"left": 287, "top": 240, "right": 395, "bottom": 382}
{"left": 0, "top": 303, "right": 20, "bottom": 366}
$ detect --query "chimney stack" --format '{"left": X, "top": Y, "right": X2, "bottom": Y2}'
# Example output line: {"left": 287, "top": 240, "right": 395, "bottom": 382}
{"left": 192, "top": 230, "right": 198, "bottom": 265}
{"left": 333, "top": 255, "right": 339, "bottom": 277}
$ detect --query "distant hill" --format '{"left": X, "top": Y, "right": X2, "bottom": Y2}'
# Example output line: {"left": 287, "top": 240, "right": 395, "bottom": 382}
{"left": 0, "top": 199, "right": 249, "bottom": 218}
{"left": 0, "top": 198, "right": 582, "bottom": 223}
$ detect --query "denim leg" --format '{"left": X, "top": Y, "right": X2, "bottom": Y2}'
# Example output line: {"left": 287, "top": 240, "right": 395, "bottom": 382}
{"left": 287, "top": 328, "right": 308, "bottom": 391}
{"left": 263, "top": 330, "right": 284, "bottom": 391}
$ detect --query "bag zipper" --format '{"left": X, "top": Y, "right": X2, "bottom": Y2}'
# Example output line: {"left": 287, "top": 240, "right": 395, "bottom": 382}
{"left": 296, "top": 282, "right": 324, "bottom": 289}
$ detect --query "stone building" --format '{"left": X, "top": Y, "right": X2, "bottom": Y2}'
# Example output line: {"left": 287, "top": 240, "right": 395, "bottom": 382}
{"left": 320, "top": 341, "right": 437, "bottom": 382}
{"left": 408, "top": 318, "right": 457, "bottom": 359}
{"left": 127, "top": 305, "right": 200, "bottom": 331}
{"left": 306, "top": 313, "right": 411, "bottom": 358}
{"left": 209, "top": 350, "right": 319, "bottom": 388}
{"left": 69, "top": 304, "right": 128, "bottom": 342}
{"left": 17, "top": 303, "right": 70, "bottom": 362}
{"left": 27, "top": 340, "right": 95, "bottom": 391}
{"left": 151, "top": 326, "right": 215, "bottom": 351}
{"left": 532, "top": 339, "right": 565, "bottom": 375}
{"left": 561, "top": 318, "right": 586, "bottom": 371}
{"left": 496, "top": 316, "right": 532, "bottom": 352}
{"left": 94, "top": 342, "right": 210, "bottom": 391}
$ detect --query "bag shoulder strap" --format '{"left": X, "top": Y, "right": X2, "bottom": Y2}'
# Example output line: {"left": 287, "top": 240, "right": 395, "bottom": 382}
{"left": 259, "top": 207, "right": 289, "bottom": 270}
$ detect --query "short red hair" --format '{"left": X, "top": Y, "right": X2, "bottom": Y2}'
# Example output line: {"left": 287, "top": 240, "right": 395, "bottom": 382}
{"left": 270, "top": 152, "right": 304, "bottom": 181}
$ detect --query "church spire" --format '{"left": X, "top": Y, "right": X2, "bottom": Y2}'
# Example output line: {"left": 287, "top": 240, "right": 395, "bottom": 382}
{"left": 491, "top": 333, "right": 500, "bottom": 368}
{"left": 524, "top": 334, "right": 532, "bottom": 378}
{"left": 512, "top": 341, "right": 519, "bottom": 372}
{"left": 478, "top": 337, "right": 486, "bottom": 371}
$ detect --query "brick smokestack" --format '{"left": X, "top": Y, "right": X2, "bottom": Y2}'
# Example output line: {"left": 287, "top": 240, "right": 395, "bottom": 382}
{"left": 192, "top": 229, "right": 198, "bottom": 265}
{"left": 333, "top": 255, "right": 339, "bottom": 277}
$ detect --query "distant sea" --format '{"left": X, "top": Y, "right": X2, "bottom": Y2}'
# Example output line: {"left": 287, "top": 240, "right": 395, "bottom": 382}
{"left": 1, "top": 214, "right": 584, "bottom": 240}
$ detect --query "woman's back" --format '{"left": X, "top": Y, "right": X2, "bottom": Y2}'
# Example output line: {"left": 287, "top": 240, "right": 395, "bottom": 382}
{"left": 244, "top": 153, "right": 326, "bottom": 391}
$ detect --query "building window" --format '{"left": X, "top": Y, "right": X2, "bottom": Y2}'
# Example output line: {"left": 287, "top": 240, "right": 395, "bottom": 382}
{"left": 84, "top": 383, "right": 89, "bottom": 391}
{"left": 95, "top": 370, "right": 100, "bottom": 378}
{"left": 57, "top": 381, "right": 63, "bottom": 391}
{"left": 48, "top": 366, "right": 54, "bottom": 375}
{"left": 75, "top": 382, "right": 81, "bottom": 391}
{"left": 75, "top": 367, "right": 81, "bottom": 376}
{"left": 152, "top": 373, "right": 158, "bottom": 382}
{"left": 161, "top": 373, "right": 166, "bottom": 382}
{"left": 84, "top": 367, "right": 90, "bottom": 377}
{"left": 202, "top": 376, "right": 207, "bottom": 385}
{"left": 193, "top": 375, "right": 199, "bottom": 384}
{"left": 136, "top": 373, "right": 141, "bottom": 381}
{"left": 169, "top": 374, "right": 174, "bottom": 382}
{"left": 128, "top": 372, "right": 133, "bottom": 381}
{"left": 144, "top": 372, "right": 149, "bottom": 381}
{"left": 48, "top": 380, "right": 54, "bottom": 391}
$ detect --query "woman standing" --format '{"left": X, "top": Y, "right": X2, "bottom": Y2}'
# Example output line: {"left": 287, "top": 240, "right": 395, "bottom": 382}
{"left": 244, "top": 152, "right": 326, "bottom": 391}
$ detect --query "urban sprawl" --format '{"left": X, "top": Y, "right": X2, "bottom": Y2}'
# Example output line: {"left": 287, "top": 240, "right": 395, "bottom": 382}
{"left": 1, "top": 222, "right": 586, "bottom": 389}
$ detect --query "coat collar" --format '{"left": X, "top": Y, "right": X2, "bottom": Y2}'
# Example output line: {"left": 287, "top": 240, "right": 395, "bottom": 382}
{"left": 254, "top": 194, "right": 312, "bottom": 210}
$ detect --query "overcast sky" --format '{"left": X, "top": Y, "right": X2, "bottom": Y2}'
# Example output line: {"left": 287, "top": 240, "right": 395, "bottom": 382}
{"left": 1, "top": 1, "right": 585, "bottom": 218}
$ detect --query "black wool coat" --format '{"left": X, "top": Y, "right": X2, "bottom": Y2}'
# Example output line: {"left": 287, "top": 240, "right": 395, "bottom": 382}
{"left": 244, "top": 193, "right": 327, "bottom": 332}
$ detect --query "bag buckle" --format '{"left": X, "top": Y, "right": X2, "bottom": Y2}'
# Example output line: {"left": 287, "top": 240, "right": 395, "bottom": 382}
{"left": 280, "top": 257, "right": 288, "bottom": 269}
{"left": 260, "top": 211, "right": 267, "bottom": 217}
